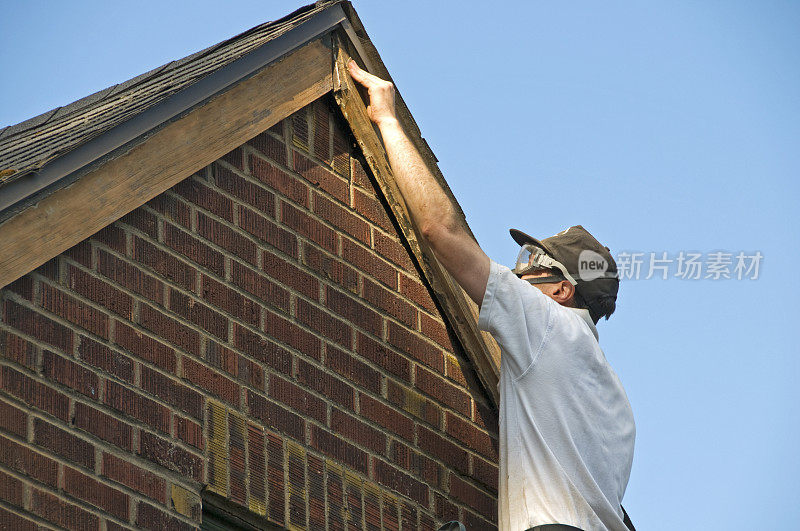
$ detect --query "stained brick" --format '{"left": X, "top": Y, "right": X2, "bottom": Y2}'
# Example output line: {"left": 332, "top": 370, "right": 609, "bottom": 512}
{"left": 269, "top": 374, "right": 326, "bottom": 424}
{"left": 364, "top": 483, "right": 380, "bottom": 530}
{"left": 4, "top": 299, "right": 74, "bottom": 353}
{"left": 230, "top": 261, "right": 289, "bottom": 313}
{"left": 63, "top": 466, "right": 129, "bottom": 520}
{"left": 308, "top": 454, "right": 326, "bottom": 529}
{"left": 326, "top": 463, "right": 345, "bottom": 531}
{"left": 230, "top": 413, "right": 247, "bottom": 506}
{"left": 0, "top": 365, "right": 69, "bottom": 421}
{"left": 175, "top": 416, "right": 204, "bottom": 451}
{"left": 73, "top": 402, "right": 133, "bottom": 451}
{"left": 182, "top": 356, "right": 239, "bottom": 406}
{"left": 33, "top": 419, "right": 94, "bottom": 469}
{"left": 0, "top": 399, "right": 27, "bottom": 438}
{"left": 387, "top": 321, "right": 443, "bottom": 373}
{"left": 281, "top": 201, "right": 337, "bottom": 254}
{"left": 362, "top": 278, "right": 417, "bottom": 328}
{"left": 444, "top": 353, "right": 468, "bottom": 387}
{"left": 309, "top": 425, "right": 367, "bottom": 475}
{"left": 325, "top": 344, "right": 381, "bottom": 395}
{"left": 387, "top": 380, "right": 440, "bottom": 427}
{"left": 68, "top": 265, "right": 133, "bottom": 319}
{"left": 104, "top": 380, "right": 171, "bottom": 433}
{"left": 41, "top": 349, "right": 99, "bottom": 399}
{"left": 267, "top": 431, "right": 285, "bottom": 525}
{"left": 446, "top": 411, "right": 497, "bottom": 459}
{"left": 138, "top": 303, "right": 200, "bottom": 354}
{"left": 295, "top": 298, "right": 351, "bottom": 349}
{"left": 359, "top": 394, "right": 413, "bottom": 442}
{"left": 238, "top": 205, "right": 298, "bottom": 258}
{"left": 136, "top": 501, "right": 195, "bottom": 531}
{"left": 141, "top": 365, "right": 204, "bottom": 419}
{"left": 261, "top": 250, "right": 319, "bottom": 300}
{"left": 248, "top": 423, "right": 266, "bottom": 510}
{"left": 325, "top": 287, "right": 382, "bottom": 338}
{"left": 164, "top": 223, "right": 225, "bottom": 277}
{"left": 297, "top": 359, "right": 354, "bottom": 410}
{"left": 302, "top": 243, "right": 358, "bottom": 293}
{"left": 1, "top": 329, "right": 38, "bottom": 370}
{"left": 132, "top": 236, "right": 196, "bottom": 291}
{"left": 168, "top": 289, "right": 228, "bottom": 341}
{"left": 331, "top": 408, "right": 385, "bottom": 454}
{"left": 342, "top": 238, "right": 397, "bottom": 289}
{"left": 344, "top": 471, "right": 363, "bottom": 529}
{"left": 415, "top": 366, "right": 471, "bottom": 417}
{"left": 246, "top": 156, "right": 306, "bottom": 208}
{"left": 314, "top": 192, "right": 370, "bottom": 244}
{"left": 174, "top": 177, "right": 233, "bottom": 221}
{"left": 248, "top": 132, "right": 287, "bottom": 167}
{"left": 247, "top": 390, "right": 305, "bottom": 441}
{"left": 80, "top": 334, "right": 135, "bottom": 382}
{"left": 232, "top": 323, "right": 295, "bottom": 373}
{"left": 372, "top": 458, "right": 429, "bottom": 506}
{"left": 197, "top": 211, "right": 258, "bottom": 265}
{"left": 0, "top": 435, "right": 58, "bottom": 487}
{"left": 138, "top": 431, "right": 203, "bottom": 482}
{"left": 31, "top": 488, "right": 99, "bottom": 531}
{"left": 382, "top": 493, "right": 399, "bottom": 531}
{"left": 417, "top": 425, "right": 469, "bottom": 475}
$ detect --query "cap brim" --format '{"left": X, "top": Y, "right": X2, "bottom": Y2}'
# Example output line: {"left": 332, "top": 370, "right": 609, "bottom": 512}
{"left": 509, "top": 229, "right": 555, "bottom": 257}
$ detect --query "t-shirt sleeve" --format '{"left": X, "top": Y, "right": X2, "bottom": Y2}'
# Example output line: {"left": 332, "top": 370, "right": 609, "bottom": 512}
{"left": 478, "top": 259, "right": 555, "bottom": 377}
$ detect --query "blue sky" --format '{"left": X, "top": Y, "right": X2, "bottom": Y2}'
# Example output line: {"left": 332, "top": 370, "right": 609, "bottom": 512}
{"left": 2, "top": 1, "right": 798, "bottom": 529}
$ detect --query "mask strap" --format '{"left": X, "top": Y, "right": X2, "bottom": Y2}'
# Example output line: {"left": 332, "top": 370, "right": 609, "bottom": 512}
{"left": 523, "top": 275, "right": 566, "bottom": 285}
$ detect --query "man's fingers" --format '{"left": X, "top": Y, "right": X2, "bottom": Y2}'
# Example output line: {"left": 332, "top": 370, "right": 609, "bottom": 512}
{"left": 347, "top": 59, "right": 381, "bottom": 88}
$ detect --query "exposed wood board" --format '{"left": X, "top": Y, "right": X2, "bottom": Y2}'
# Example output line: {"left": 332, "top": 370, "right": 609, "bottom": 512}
{"left": 0, "top": 37, "right": 333, "bottom": 289}
{"left": 332, "top": 39, "right": 500, "bottom": 406}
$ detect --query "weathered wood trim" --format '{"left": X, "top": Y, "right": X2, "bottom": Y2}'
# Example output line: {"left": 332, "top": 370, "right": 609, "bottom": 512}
{"left": 332, "top": 38, "right": 501, "bottom": 405}
{"left": 0, "top": 37, "right": 333, "bottom": 289}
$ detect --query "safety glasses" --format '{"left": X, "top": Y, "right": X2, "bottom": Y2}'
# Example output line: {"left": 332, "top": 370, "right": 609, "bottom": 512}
{"left": 512, "top": 244, "right": 578, "bottom": 286}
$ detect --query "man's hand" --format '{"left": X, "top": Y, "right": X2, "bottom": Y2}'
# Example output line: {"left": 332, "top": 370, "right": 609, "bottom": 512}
{"left": 347, "top": 60, "right": 398, "bottom": 127}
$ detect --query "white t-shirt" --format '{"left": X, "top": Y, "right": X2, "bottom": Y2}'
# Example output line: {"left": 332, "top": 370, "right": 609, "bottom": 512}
{"left": 478, "top": 260, "right": 635, "bottom": 531}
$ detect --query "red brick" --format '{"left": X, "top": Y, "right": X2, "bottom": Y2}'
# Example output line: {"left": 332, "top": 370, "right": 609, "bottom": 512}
{"left": 248, "top": 132, "right": 287, "bottom": 167}
{"left": 261, "top": 250, "right": 319, "bottom": 300}
{"left": 435, "top": 491, "right": 460, "bottom": 524}
{"left": 331, "top": 125, "right": 350, "bottom": 178}
{"left": 168, "top": 288, "right": 228, "bottom": 341}
{"left": 281, "top": 201, "right": 337, "bottom": 254}
{"left": 383, "top": 493, "right": 399, "bottom": 531}
{"left": 308, "top": 453, "right": 326, "bottom": 529}
{"left": 0, "top": 469, "right": 24, "bottom": 508}
{"left": 93, "top": 223, "right": 127, "bottom": 253}
{"left": 206, "top": 340, "right": 263, "bottom": 389}
{"left": 353, "top": 188, "right": 393, "bottom": 231}
{"left": 269, "top": 374, "right": 326, "bottom": 424}
{"left": 267, "top": 431, "right": 285, "bottom": 525}
{"left": 73, "top": 402, "right": 133, "bottom": 451}
{"left": 444, "top": 353, "right": 468, "bottom": 387}
{"left": 63, "top": 466, "right": 129, "bottom": 520}
{"left": 310, "top": 425, "right": 367, "bottom": 475}
{"left": 449, "top": 474, "right": 496, "bottom": 520}
{"left": 232, "top": 323, "right": 295, "bottom": 372}
{"left": 359, "top": 394, "right": 413, "bottom": 442}
{"left": 362, "top": 278, "right": 417, "bottom": 328}
{"left": 446, "top": 412, "right": 497, "bottom": 459}
{"left": 5, "top": 275, "right": 33, "bottom": 300}
{"left": 471, "top": 455, "right": 499, "bottom": 491}
{"left": 33, "top": 419, "right": 94, "bottom": 469}
{"left": 39, "top": 283, "right": 108, "bottom": 339}
{"left": 0, "top": 365, "right": 69, "bottom": 421}
{"left": 297, "top": 359, "right": 354, "bottom": 410}
{"left": 389, "top": 439, "right": 440, "bottom": 486}
{"left": 295, "top": 298, "right": 351, "bottom": 349}
{"left": 229, "top": 413, "right": 247, "bottom": 506}
{"left": 1, "top": 329, "right": 38, "bottom": 370}
{"left": 138, "top": 303, "right": 200, "bottom": 354}
{"left": 291, "top": 109, "right": 309, "bottom": 150}
{"left": 197, "top": 211, "right": 258, "bottom": 265}
{"left": 104, "top": 380, "right": 171, "bottom": 433}
{"left": 356, "top": 333, "right": 410, "bottom": 381}
{"left": 342, "top": 238, "right": 397, "bottom": 289}
{"left": 247, "top": 390, "right": 304, "bottom": 441}
{"left": 325, "top": 344, "right": 381, "bottom": 395}
{"left": 331, "top": 408, "right": 385, "bottom": 454}
{"left": 267, "top": 305, "right": 324, "bottom": 356}
{"left": 121, "top": 207, "right": 159, "bottom": 238}
{"left": 81, "top": 333, "right": 136, "bottom": 381}
{"left": 326, "top": 461, "right": 345, "bottom": 531}
{"left": 313, "top": 101, "right": 331, "bottom": 163}
{"left": 387, "top": 321, "right": 443, "bottom": 373}
{"left": 415, "top": 366, "right": 471, "bottom": 418}
{"left": 417, "top": 425, "right": 469, "bottom": 475}
{"left": 0, "top": 434, "right": 58, "bottom": 487}
{"left": 138, "top": 431, "right": 203, "bottom": 482}
{"left": 0, "top": 399, "right": 27, "bottom": 438}
{"left": 212, "top": 164, "right": 276, "bottom": 216}
{"left": 175, "top": 416, "right": 204, "bottom": 451}
{"left": 399, "top": 273, "right": 437, "bottom": 313}
{"left": 136, "top": 501, "right": 195, "bottom": 531}
{"left": 249, "top": 154, "right": 308, "bottom": 206}
{"left": 4, "top": 299, "right": 74, "bottom": 353}
{"left": 238, "top": 205, "right": 298, "bottom": 258}
{"left": 352, "top": 155, "right": 370, "bottom": 188}
{"left": 314, "top": 192, "right": 370, "bottom": 244}
{"left": 68, "top": 265, "right": 133, "bottom": 319}
{"left": 0, "top": 506, "right": 36, "bottom": 531}
{"left": 31, "top": 488, "right": 99, "bottom": 531}
{"left": 387, "top": 380, "right": 440, "bottom": 427}
{"left": 34, "top": 256, "right": 59, "bottom": 280}
{"left": 325, "top": 287, "right": 383, "bottom": 338}
{"left": 400, "top": 501, "right": 416, "bottom": 530}
{"left": 141, "top": 365, "right": 204, "bottom": 419}
{"left": 64, "top": 240, "right": 93, "bottom": 267}
{"left": 248, "top": 423, "right": 266, "bottom": 509}
{"left": 131, "top": 236, "right": 196, "bottom": 291}
{"left": 230, "top": 260, "right": 289, "bottom": 313}
{"left": 302, "top": 243, "right": 358, "bottom": 293}
{"left": 164, "top": 223, "right": 225, "bottom": 277}
{"left": 462, "top": 507, "right": 495, "bottom": 528}
{"left": 147, "top": 192, "right": 191, "bottom": 228}
{"left": 201, "top": 274, "right": 260, "bottom": 327}
{"left": 182, "top": 356, "right": 239, "bottom": 406}
{"left": 174, "top": 176, "right": 233, "bottom": 221}
{"left": 374, "top": 231, "right": 415, "bottom": 272}
{"left": 41, "top": 349, "right": 99, "bottom": 399}
{"left": 287, "top": 442, "right": 305, "bottom": 528}
{"left": 221, "top": 147, "right": 244, "bottom": 170}
{"left": 372, "top": 458, "right": 429, "bottom": 506}
{"left": 364, "top": 483, "right": 380, "bottom": 530}
{"left": 421, "top": 313, "right": 454, "bottom": 350}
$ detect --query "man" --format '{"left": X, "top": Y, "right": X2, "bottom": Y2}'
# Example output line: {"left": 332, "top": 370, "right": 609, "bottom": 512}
{"left": 348, "top": 62, "right": 635, "bottom": 531}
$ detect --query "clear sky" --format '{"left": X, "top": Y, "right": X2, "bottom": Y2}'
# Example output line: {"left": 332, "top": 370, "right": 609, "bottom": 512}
{"left": 2, "top": 1, "right": 798, "bottom": 529}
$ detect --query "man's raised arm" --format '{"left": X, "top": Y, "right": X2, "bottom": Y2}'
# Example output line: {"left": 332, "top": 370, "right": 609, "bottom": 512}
{"left": 347, "top": 61, "right": 490, "bottom": 305}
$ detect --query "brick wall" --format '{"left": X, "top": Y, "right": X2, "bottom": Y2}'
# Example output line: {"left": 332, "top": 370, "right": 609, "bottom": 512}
{"left": 0, "top": 96, "right": 499, "bottom": 530}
